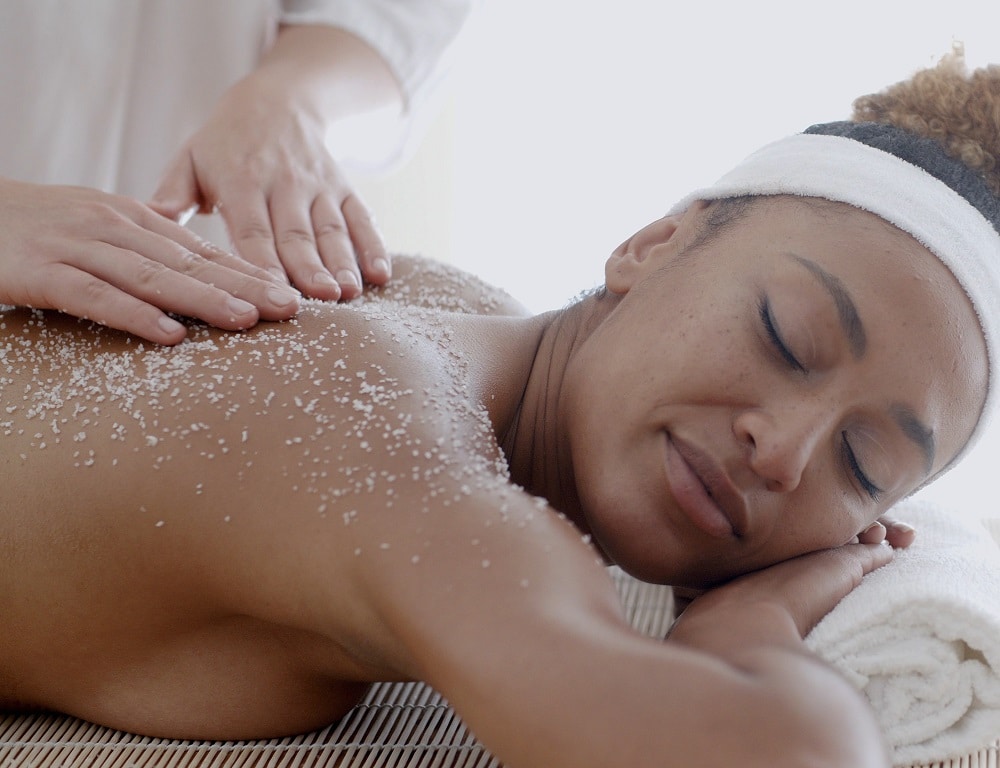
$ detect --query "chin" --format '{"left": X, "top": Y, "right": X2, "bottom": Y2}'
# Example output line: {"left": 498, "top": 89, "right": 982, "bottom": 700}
{"left": 608, "top": 545, "right": 741, "bottom": 590}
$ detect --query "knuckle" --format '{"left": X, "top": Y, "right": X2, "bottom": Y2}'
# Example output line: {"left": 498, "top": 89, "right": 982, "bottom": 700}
{"left": 193, "top": 239, "right": 228, "bottom": 262}
{"left": 80, "top": 199, "right": 130, "bottom": 230}
{"left": 277, "top": 227, "right": 316, "bottom": 246}
{"left": 313, "top": 219, "right": 348, "bottom": 240}
{"left": 342, "top": 193, "right": 374, "bottom": 221}
{"left": 273, "top": 166, "right": 301, "bottom": 187}
{"left": 131, "top": 257, "right": 172, "bottom": 286}
{"left": 175, "top": 248, "right": 206, "bottom": 273}
{"left": 67, "top": 276, "right": 116, "bottom": 317}
{"left": 233, "top": 221, "right": 274, "bottom": 244}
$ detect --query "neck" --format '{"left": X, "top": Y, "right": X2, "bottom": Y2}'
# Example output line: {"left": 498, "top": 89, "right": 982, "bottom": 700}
{"left": 499, "top": 291, "right": 620, "bottom": 532}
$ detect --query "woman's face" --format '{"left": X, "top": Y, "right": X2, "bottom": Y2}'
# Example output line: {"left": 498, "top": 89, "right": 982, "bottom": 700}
{"left": 563, "top": 196, "right": 988, "bottom": 587}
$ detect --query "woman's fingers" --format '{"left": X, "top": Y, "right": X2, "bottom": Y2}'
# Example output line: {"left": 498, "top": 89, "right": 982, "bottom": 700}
{"left": 857, "top": 520, "right": 888, "bottom": 545}
{"left": 667, "top": 544, "right": 894, "bottom": 651}
{"left": 683, "top": 543, "right": 894, "bottom": 639}
{"left": 879, "top": 514, "right": 917, "bottom": 549}
{"left": 761, "top": 544, "right": 895, "bottom": 636}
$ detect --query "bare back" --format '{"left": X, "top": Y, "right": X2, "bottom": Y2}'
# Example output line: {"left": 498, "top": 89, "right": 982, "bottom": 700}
{"left": 0, "top": 257, "right": 576, "bottom": 738}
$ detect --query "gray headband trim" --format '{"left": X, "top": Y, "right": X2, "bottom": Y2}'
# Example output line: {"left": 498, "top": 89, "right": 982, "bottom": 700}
{"left": 805, "top": 121, "right": 1000, "bottom": 235}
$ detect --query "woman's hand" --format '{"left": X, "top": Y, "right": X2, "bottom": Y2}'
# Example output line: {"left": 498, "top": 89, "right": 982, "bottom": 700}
{"left": 668, "top": 542, "right": 893, "bottom": 653}
{"left": 0, "top": 177, "right": 301, "bottom": 345}
{"left": 671, "top": 518, "right": 909, "bottom": 618}
{"left": 860, "top": 514, "right": 917, "bottom": 548}
{"left": 149, "top": 28, "right": 393, "bottom": 302}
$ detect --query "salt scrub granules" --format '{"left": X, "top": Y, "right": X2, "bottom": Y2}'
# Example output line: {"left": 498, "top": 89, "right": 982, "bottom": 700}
{"left": 0, "top": 258, "right": 529, "bottom": 574}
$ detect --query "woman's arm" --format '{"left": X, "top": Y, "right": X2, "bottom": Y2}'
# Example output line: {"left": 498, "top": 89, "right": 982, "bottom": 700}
{"left": 362, "top": 494, "right": 893, "bottom": 768}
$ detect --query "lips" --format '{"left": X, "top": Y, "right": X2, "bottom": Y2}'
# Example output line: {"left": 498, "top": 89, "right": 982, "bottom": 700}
{"left": 663, "top": 433, "right": 748, "bottom": 539}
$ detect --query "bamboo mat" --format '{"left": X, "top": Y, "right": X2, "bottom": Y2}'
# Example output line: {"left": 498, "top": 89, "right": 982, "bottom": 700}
{"left": 0, "top": 570, "right": 995, "bottom": 768}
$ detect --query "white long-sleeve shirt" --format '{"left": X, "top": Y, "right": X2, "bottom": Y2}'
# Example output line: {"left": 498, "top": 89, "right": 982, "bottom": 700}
{"left": 0, "top": 0, "right": 473, "bottom": 199}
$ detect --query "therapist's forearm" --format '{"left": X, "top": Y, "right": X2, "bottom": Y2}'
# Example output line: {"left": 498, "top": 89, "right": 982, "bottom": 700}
{"left": 256, "top": 24, "right": 404, "bottom": 124}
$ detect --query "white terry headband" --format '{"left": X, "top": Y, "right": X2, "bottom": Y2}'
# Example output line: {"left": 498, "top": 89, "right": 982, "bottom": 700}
{"left": 668, "top": 123, "right": 1000, "bottom": 471}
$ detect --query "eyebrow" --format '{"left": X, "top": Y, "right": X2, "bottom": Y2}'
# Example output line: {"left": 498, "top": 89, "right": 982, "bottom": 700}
{"left": 790, "top": 255, "right": 867, "bottom": 358}
{"left": 787, "top": 254, "right": 936, "bottom": 475}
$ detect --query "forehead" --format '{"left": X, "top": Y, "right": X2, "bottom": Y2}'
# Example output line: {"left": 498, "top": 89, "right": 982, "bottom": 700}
{"left": 705, "top": 195, "right": 989, "bottom": 470}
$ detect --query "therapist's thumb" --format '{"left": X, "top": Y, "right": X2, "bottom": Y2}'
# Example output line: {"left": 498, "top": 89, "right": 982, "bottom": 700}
{"left": 149, "top": 152, "right": 206, "bottom": 226}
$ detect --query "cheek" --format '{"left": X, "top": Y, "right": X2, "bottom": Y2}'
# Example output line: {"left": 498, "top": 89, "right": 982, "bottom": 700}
{"left": 657, "top": 308, "right": 753, "bottom": 386}
{"left": 767, "top": 486, "right": 872, "bottom": 559}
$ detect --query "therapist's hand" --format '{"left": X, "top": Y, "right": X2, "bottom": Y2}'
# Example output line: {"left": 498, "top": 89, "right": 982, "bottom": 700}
{"left": 149, "top": 68, "right": 390, "bottom": 302}
{"left": 0, "top": 177, "right": 302, "bottom": 345}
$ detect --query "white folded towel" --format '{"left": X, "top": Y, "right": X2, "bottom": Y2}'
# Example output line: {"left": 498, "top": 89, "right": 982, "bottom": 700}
{"left": 806, "top": 499, "right": 1000, "bottom": 766}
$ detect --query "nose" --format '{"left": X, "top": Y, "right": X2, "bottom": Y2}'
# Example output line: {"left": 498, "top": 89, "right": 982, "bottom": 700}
{"left": 733, "top": 405, "right": 828, "bottom": 493}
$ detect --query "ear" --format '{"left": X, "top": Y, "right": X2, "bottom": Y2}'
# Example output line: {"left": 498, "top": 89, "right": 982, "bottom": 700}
{"left": 604, "top": 214, "right": 683, "bottom": 295}
{"left": 604, "top": 202, "right": 711, "bottom": 295}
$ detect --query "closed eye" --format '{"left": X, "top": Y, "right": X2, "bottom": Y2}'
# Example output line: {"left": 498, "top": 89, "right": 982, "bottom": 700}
{"left": 758, "top": 296, "right": 805, "bottom": 372}
{"left": 842, "top": 433, "right": 882, "bottom": 502}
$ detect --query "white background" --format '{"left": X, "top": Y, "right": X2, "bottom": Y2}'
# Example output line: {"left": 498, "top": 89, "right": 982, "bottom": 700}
{"left": 354, "top": 0, "right": 999, "bottom": 520}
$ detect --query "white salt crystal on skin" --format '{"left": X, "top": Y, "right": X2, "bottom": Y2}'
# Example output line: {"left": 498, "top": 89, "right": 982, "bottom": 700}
{"left": 2, "top": 258, "right": 522, "bottom": 582}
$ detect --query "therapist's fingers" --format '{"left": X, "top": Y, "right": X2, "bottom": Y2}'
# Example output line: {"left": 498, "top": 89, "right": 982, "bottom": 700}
{"left": 220, "top": 187, "right": 288, "bottom": 283}
{"left": 342, "top": 193, "right": 390, "bottom": 287}
{"left": 69, "top": 242, "right": 301, "bottom": 339}
{"left": 268, "top": 185, "right": 344, "bottom": 301}
{"left": 309, "top": 190, "right": 361, "bottom": 300}
{"left": 36, "top": 262, "right": 191, "bottom": 345}
{"left": 134, "top": 207, "right": 302, "bottom": 322}
{"left": 148, "top": 151, "right": 211, "bottom": 225}
{"left": 223, "top": 185, "right": 385, "bottom": 302}
{"left": 31, "top": 255, "right": 271, "bottom": 347}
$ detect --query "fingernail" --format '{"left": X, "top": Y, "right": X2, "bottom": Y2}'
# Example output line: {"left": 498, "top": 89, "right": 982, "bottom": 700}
{"left": 892, "top": 522, "right": 916, "bottom": 533}
{"left": 863, "top": 521, "right": 887, "bottom": 536}
{"left": 312, "top": 271, "right": 338, "bottom": 289}
{"left": 158, "top": 316, "right": 185, "bottom": 335}
{"left": 336, "top": 270, "right": 360, "bottom": 288}
{"left": 266, "top": 284, "right": 300, "bottom": 308}
{"left": 373, "top": 257, "right": 391, "bottom": 278}
{"left": 227, "top": 296, "right": 257, "bottom": 317}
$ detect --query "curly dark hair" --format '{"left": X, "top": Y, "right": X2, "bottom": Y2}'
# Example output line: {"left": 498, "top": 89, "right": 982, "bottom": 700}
{"left": 852, "top": 45, "right": 1000, "bottom": 196}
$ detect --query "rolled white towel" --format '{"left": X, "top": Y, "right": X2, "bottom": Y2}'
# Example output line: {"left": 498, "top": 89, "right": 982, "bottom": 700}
{"left": 806, "top": 498, "right": 1000, "bottom": 766}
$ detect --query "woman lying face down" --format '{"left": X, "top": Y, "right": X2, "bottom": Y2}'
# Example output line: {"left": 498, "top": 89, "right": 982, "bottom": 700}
{"left": 0, "top": 52, "right": 996, "bottom": 768}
